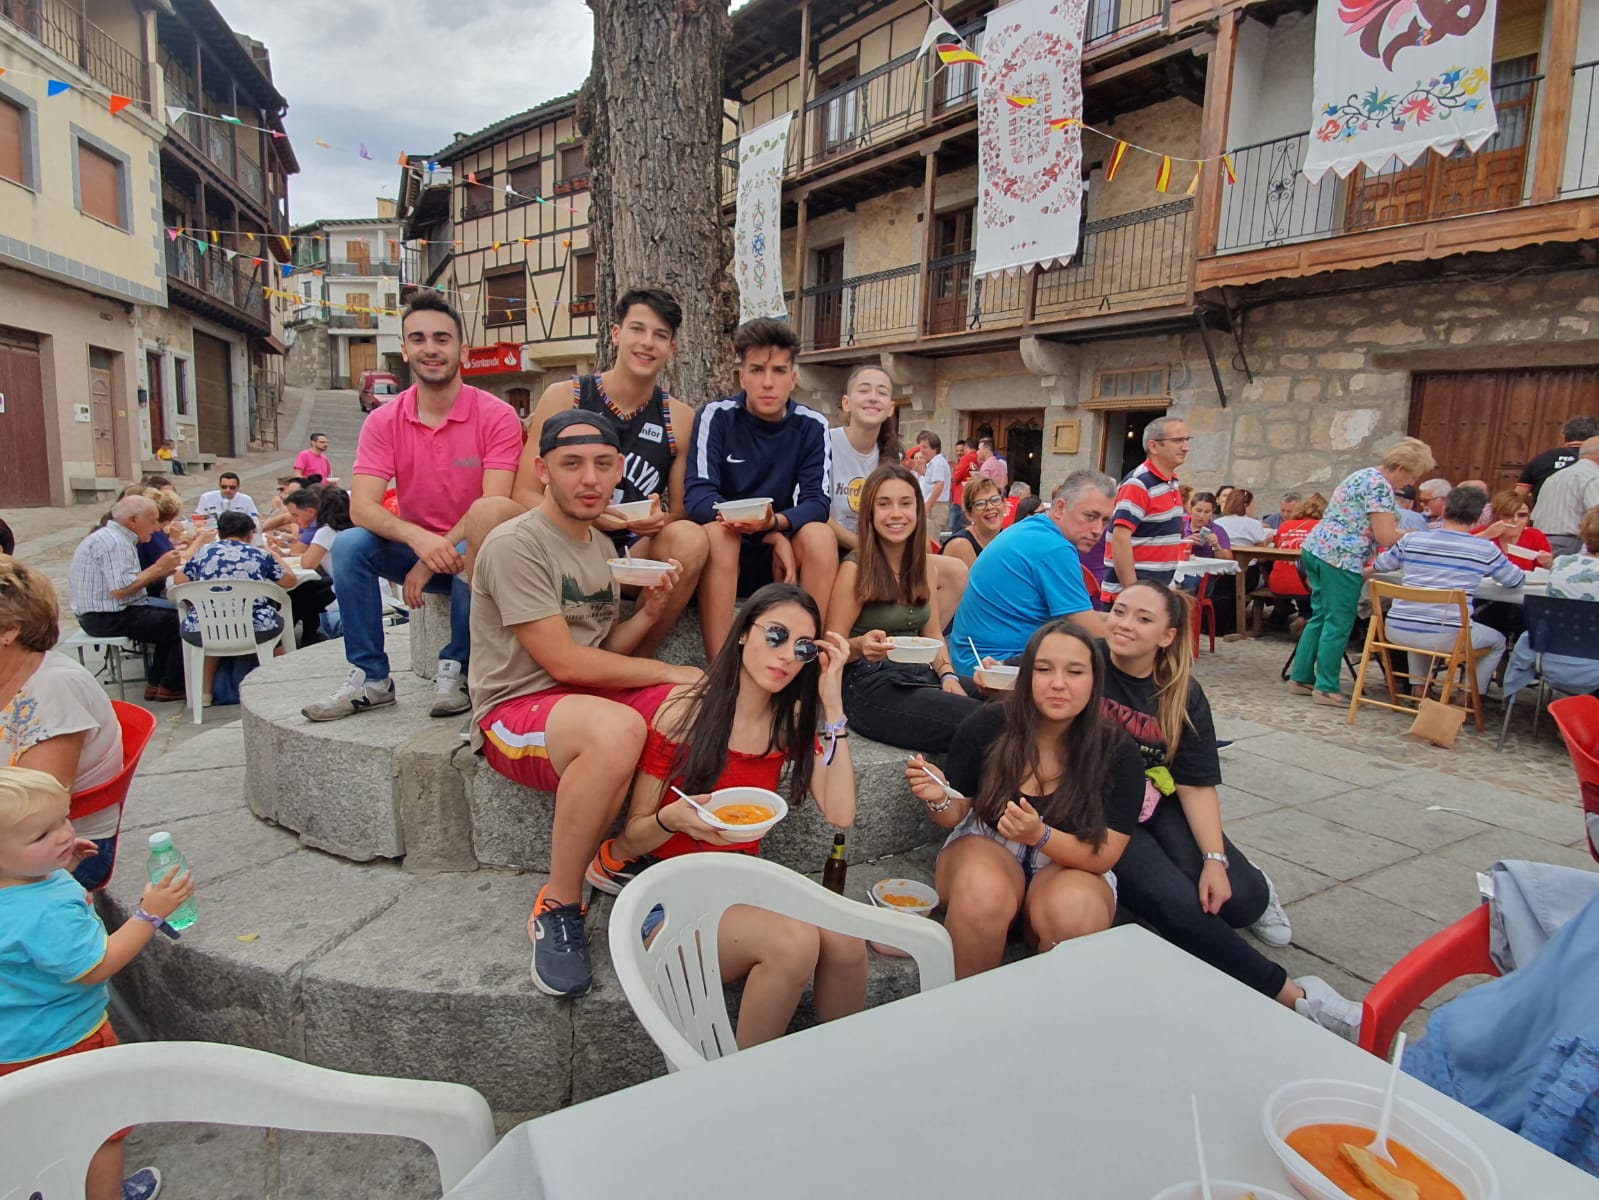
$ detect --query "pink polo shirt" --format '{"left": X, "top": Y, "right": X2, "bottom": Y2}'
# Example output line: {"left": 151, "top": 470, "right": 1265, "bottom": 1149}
{"left": 352, "top": 384, "right": 523, "bottom": 534}
{"left": 293, "top": 449, "right": 331, "bottom": 480}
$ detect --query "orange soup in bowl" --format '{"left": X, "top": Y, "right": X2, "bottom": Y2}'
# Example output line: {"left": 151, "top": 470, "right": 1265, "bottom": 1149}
{"left": 1286, "top": 1123, "right": 1465, "bottom": 1200}
{"left": 713, "top": 803, "right": 775, "bottom": 826}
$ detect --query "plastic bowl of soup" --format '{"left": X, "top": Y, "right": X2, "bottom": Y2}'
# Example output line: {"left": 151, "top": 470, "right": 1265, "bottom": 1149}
{"left": 974, "top": 663, "right": 1020, "bottom": 690}
{"left": 699, "top": 786, "right": 787, "bottom": 839}
{"left": 886, "top": 636, "right": 941, "bottom": 664}
{"left": 607, "top": 558, "right": 675, "bottom": 588}
{"left": 866, "top": 877, "right": 939, "bottom": 957}
{"left": 1150, "top": 1182, "right": 1296, "bottom": 1200}
{"left": 608, "top": 498, "right": 655, "bottom": 522}
{"left": 714, "top": 497, "right": 773, "bottom": 523}
{"left": 1262, "top": 1078, "right": 1497, "bottom": 1200}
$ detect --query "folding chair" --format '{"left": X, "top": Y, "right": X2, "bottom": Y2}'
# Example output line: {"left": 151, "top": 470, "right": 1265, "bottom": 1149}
{"left": 1349, "top": 580, "right": 1493, "bottom": 731}
{"left": 1497, "top": 596, "right": 1599, "bottom": 749}
{"left": 57, "top": 629, "right": 138, "bottom": 699}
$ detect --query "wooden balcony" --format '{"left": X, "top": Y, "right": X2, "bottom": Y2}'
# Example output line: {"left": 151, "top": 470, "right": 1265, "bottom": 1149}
{"left": 165, "top": 238, "right": 268, "bottom": 333}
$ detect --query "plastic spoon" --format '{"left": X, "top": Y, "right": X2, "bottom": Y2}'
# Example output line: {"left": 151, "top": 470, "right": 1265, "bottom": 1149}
{"left": 967, "top": 637, "right": 982, "bottom": 670}
{"left": 1367, "top": 1031, "right": 1408, "bottom": 1164}
{"left": 1191, "top": 1094, "right": 1212, "bottom": 1200}
{"left": 670, "top": 784, "right": 721, "bottom": 826}
{"left": 916, "top": 763, "right": 964, "bottom": 801}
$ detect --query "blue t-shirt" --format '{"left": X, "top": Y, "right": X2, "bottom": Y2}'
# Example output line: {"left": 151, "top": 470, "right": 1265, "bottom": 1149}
{"left": 0, "top": 870, "right": 109, "bottom": 1062}
{"left": 950, "top": 513, "right": 1094, "bottom": 672}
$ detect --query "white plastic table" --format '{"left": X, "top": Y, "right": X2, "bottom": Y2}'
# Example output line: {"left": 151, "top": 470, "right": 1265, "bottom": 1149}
{"left": 1171, "top": 555, "right": 1240, "bottom": 584}
{"left": 441, "top": 926, "right": 1593, "bottom": 1199}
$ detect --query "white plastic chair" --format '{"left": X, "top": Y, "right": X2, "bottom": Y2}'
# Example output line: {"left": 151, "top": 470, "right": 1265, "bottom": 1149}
{"left": 0, "top": 1040, "right": 496, "bottom": 1198}
{"left": 608, "top": 854, "right": 956, "bottom": 1072}
{"left": 169, "top": 579, "right": 296, "bottom": 726}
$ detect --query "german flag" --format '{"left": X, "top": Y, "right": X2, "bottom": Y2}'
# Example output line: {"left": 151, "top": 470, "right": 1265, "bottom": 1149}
{"left": 1105, "top": 141, "right": 1129, "bottom": 182}
{"left": 1155, "top": 155, "right": 1173, "bottom": 193}
{"left": 937, "top": 44, "right": 984, "bottom": 65}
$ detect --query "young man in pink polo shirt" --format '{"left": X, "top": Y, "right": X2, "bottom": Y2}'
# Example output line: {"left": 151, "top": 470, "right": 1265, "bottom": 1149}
{"left": 303, "top": 293, "right": 523, "bottom": 722}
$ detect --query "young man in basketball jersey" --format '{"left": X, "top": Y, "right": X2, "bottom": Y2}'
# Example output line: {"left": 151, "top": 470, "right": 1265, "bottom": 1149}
{"left": 462, "top": 288, "right": 709, "bottom": 655}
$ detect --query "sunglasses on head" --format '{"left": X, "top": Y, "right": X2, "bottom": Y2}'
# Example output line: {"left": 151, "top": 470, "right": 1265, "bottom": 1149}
{"left": 752, "top": 621, "right": 819, "bottom": 663}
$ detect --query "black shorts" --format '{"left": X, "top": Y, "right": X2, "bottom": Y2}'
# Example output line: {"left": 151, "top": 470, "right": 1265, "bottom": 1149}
{"left": 736, "top": 540, "right": 776, "bottom": 598}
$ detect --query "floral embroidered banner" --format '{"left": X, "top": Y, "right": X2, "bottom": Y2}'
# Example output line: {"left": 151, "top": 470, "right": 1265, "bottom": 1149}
{"left": 735, "top": 115, "right": 792, "bottom": 323}
{"left": 974, "top": 0, "right": 1088, "bottom": 277}
{"left": 1302, "top": 0, "right": 1499, "bottom": 182}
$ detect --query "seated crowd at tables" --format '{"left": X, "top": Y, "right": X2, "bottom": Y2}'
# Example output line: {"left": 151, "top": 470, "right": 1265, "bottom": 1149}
{"left": 10, "top": 288, "right": 1599, "bottom": 1061}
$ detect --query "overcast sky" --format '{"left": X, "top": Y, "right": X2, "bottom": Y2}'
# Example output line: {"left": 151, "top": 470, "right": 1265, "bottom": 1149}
{"left": 211, "top": 0, "right": 595, "bottom": 225}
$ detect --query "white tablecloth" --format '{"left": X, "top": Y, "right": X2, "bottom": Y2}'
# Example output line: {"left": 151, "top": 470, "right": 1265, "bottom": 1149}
{"left": 1171, "top": 556, "right": 1240, "bottom": 583}
{"left": 1373, "top": 572, "right": 1548, "bottom": 606}
{"left": 442, "top": 927, "right": 1593, "bottom": 1199}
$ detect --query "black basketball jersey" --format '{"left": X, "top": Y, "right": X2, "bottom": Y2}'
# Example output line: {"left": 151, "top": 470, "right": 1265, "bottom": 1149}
{"left": 572, "top": 374, "right": 678, "bottom": 509}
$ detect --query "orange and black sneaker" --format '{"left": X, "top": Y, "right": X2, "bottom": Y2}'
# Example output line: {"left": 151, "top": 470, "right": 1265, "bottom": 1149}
{"left": 529, "top": 885, "right": 591, "bottom": 998}
{"left": 584, "top": 839, "right": 659, "bottom": 896}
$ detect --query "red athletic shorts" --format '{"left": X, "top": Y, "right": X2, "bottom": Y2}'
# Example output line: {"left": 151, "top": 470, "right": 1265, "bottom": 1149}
{"left": 0, "top": 1019, "right": 131, "bottom": 1139}
{"left": 479, "top": 683, "right": 672, "bottom": 792}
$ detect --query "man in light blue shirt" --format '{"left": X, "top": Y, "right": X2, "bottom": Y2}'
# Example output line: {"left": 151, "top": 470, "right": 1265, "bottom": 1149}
{"left": 951, "top": 471, "right": 1115, "bottom": 673}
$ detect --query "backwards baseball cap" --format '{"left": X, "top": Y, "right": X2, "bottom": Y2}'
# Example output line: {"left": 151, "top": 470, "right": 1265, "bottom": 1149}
{"left": 539, "top": 409, "right": 622, "bottom": 456}
{"left": 1394, "top": 484, "right": 1418, "bottom": 500}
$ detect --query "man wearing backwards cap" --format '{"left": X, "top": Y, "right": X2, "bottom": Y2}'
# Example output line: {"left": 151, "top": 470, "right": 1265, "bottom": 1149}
{"left": 470, "top": 410, "right": 699, "bottom": 998}
{"left": 303, "top": 292, "right": 523, "bottom": 722}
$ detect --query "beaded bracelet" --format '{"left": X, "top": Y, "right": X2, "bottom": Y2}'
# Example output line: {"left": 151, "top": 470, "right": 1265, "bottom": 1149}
{"left": 1032, "top": 827, "right": 1052, "bottom": 852}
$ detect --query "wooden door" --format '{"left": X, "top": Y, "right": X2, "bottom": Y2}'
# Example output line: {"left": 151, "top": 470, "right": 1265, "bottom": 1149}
{"left": 0, "top": 327, "right": 51, "bottom": 505}
{"left": 87, "top": 347, "right": 118, "bottom": 477}
{"left": 966, "top": 409, "right": 1045, "bottom": 496}
{"left": 146, "top": 351, "right": 166, "bottom": 450}
{"left": 347, "top": 239, "right": 371, "bottom": 273}
{"left": 347, "top": 291, "right": 373, "bottom": 330}
{"left": 1409, "top": 367, "right": 1599, "bottom": 493}
{"left": 347, "top": 339, "right": 378, "bottom": 381}
{"left": 812, "top": 246, "right": 844, "bottom": 350}
{"left": 926, "top": 208, "right": 973, "bottom": 335}
{"left": 193, "top": 331, "right": 234, "bottom": 457}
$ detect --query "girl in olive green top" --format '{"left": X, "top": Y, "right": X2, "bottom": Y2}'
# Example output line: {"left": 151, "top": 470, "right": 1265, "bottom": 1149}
{"left": 826, "top": 464, "right": 981, "bottom": 752}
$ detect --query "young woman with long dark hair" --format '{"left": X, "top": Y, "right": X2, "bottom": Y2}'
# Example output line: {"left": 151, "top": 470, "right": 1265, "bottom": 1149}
{"left": 827, "top": 464, "right": 979, "bottom": 753}
{"left": 905, "top": 619, "right": 1144, "bottom": 978}
{"left": 1102, "top": 580, "right": 1363, "bottom": 1041}
{"left": 585, "top": 583, "right": 865, "bottom": 1047}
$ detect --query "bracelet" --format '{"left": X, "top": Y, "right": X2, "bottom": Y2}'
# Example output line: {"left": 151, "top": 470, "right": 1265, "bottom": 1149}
{"left": 938, "top": 670, "right": 958, "bottom": 682}
{"left": 655, "top": 808, "right": 672, "bottom": 834}
{"left": 133, "top": 907, "right": 164, "bottom": 927}
{"left": 821, "top": 716, "right": 848, "bottom": 766}
{"left": 923, "top": 793, "right": 954, "bottom": 815}
{"left": 1032, "top": 826, "right": 1052, "bottom": 851}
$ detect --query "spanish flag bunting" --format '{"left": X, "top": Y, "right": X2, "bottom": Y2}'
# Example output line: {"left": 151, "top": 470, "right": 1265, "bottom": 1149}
{"left": 1155, "top": 155, "right": 1173, "bottom": 193}
{"left": 1104, "top": 141, "right": 1129, "bottom": 182}
{"left": 936, "top": 44, "right": 984, "bottom": 65}
{"left": 1006, "top": 95, "right": 1038, "bottom": 109}
{"left": 1048, "top": 117, "right": 1079, "bottom": 131}
{"left": 492, "top": 241, "right": 502, "bottom": 252}
{"left": 109, "top": 94, "right": 132, "bottom": 115}
{"left": 245, "top": 232, "right": 255, "bottom": 241}
{"left": 1221, "top": 154, "right": 1237, "bottom": 185}
{"left": 1186, "top": 164, "right": 1201, "bottom": 196}
{"left": 314, "top": 137, "right": 331, "bottom": 148}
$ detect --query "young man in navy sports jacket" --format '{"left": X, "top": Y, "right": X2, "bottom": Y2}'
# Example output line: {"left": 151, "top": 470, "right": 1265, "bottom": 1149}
{"left": 685, "top": 318, "right": 835, "bottom": 656}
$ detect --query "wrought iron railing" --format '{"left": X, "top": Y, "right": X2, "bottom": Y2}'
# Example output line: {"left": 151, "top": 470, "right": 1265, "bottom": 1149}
{"left": 801, "top": 264, "right": 920, "bottom": 352}
{"left": 1035, "top": 199, "right": 1192, "bottom": 315}
{"left": 329, "top": 313, "right": 376, "bottom": 330}
{"left": 1565, "top": 61, "right": 1599, "bottom": 195}
{"left": 204, "top": 118, "right": 233, "bottom": 175}
{"left": 804, "top": 49, "right": 929, "bottom": 172}
{"left": 165, "top": 238, "right": 267, "bottom": 323}
{"left": 327, "top": 259, "right": 402, "bottom": 276}
{"left": 925, "top": 251, "right": 1030, "bottom": 335}
{"left": 1, "top": 0, "right": 145, "bottom": 100}
{"left": 236, "top": 153, "right": 265, "bottom": 201}
{"left": 1218, "top": 76, "right": 1543, "bottom": 252}
{"left": 1085, "top": 0, "right": 1168, "bottom": 49}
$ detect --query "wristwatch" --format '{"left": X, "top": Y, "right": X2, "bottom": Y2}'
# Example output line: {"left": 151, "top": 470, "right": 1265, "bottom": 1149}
{"left": 1202, "top": 851, "right": 1229, "bottom": 868}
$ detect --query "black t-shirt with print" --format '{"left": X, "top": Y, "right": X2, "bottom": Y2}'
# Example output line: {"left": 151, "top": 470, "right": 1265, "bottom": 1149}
{"left": 943, "top": 701, "right": 1145, "bottom": 838}
{"left": 1099, "top": 660, "right": 1223, "bottom": 788}
{"left": 1520, "top": 445, "right": 1581, "bottom": 499}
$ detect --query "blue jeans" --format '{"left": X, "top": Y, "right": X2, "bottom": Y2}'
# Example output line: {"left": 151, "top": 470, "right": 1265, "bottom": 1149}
{"left": 330, "top": 527, "right": 470, "bottom": 682}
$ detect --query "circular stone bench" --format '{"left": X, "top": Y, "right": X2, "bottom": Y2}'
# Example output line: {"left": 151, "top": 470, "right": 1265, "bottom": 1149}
{"left": 241, "top": 604, "right": 938, "bottom": 874}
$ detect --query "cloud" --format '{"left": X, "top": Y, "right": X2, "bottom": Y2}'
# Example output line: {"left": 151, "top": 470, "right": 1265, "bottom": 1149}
{"left": 211, "top": 0, "right": 593, "bottom": 224}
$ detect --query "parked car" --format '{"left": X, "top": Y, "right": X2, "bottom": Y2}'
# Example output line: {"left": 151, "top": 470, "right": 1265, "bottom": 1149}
{"left": 357, "top": 371, "right": 402, "bottom": 413}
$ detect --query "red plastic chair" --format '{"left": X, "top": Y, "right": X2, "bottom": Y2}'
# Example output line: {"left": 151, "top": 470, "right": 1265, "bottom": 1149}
{"left": 1359, "top": 904, "right": 1500, "bottom": 1059}
{"left": 1191, "top": 573, "right": 1217, "bottom": 657}
{"left": 69, "top": 700, "right": 159, "bottom": 891}
{"left": 1548, "top": 694, "right": 1599, "bottom": 863}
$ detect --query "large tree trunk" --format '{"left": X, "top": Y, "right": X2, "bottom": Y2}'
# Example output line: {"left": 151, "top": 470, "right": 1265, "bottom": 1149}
{"left": 581, "top": 0, "right": 737, "bottom": 406}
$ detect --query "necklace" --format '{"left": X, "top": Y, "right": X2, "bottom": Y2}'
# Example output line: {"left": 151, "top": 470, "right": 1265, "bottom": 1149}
{"left": 579, "top": 374, "right": 678, "bottom": 456}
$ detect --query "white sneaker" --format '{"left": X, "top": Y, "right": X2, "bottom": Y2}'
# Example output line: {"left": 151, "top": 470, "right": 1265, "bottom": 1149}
{"left": 301, "top": 668, "right": 396, "bottom": 722}
{"left": 429, "top": 659, "right": 471, "bottom": 718}
{"left": 1294, "top": 975, "right": 1363, "bottom": 1043}
{"left": 1251, "top": 876, "right": 1293, "bottom": 948}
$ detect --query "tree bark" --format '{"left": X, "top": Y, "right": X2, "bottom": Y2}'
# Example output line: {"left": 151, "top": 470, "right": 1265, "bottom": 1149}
{"left": 581, "top": 0, "right": 737, "bottom": 406}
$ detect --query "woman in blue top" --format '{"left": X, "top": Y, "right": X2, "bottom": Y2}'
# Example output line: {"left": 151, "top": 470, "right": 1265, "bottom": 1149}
{"left": 171, "top": 511, "right": 297, "bottom": 705}
{"left": 1288, "top": 437, "right": 1434, "bottom": 704}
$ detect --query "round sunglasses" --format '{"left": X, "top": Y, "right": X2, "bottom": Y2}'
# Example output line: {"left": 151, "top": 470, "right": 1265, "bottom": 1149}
{"left": 751, "top": 620, "right": 820, "bottom": 664}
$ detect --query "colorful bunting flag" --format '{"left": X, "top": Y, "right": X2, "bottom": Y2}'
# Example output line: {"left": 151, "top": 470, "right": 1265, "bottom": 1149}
{"left": 165, "top": 105, "right": 185, "bottom": 124}
{"left": 1221, "top": 154, "right": 1236, "bottom": 185}
{"left": 918, "top": 15, "right": 961, "bottom": 60}
{"left": 1005, "top": 95, "right": 1038, "bottom": 109}
{"left": 221, "top": 114, "right": 242, "bottom": 125}
{"left": 1154, "top": 155, "right": 1172, "bottom": 193}
{"left": 195, "top": 240, "right": 208, "bottom": 254}
{"left": 1048, "top": 117, "right": 1079, "bottom": 132}
{"left": 1105, "top": 141, "right": 1129, "bottom": 182}
{"left": 46, "top": 80, "right": 71, "bottom": 96}
{"left": 359, "top": 144, "right": 372, "bottom": 160}
{"left": 109, "top": 94, "right": 132, "bottom": 115}
{"left": 315, "top": 137, "right": 331, "bottom": 148}
{"left": 1185, "top": 164, "right": 1200, "bottom": 196}
{"left": 937, "top": 44, "right": 984, "bottom": 66}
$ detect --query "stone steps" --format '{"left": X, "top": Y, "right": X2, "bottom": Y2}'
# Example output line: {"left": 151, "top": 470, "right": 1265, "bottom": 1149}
{"left": 104, "top": 724, "right": 940, "bottom": 1115}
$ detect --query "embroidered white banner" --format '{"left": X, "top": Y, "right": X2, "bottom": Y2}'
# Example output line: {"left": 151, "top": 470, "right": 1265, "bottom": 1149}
{"left": 734, "top": 114, "right": 793, "bottom": 322}
{"left": 974, "top": 0, "right": 1088, "bottom": 278}
{"left": 1302, "top": 0, "right": 1500, "bottom": 182}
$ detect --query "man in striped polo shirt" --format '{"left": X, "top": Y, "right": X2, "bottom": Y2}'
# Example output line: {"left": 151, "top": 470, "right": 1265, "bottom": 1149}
{"left": 1106, "top": 415, "right": 1190, "bottom": 598}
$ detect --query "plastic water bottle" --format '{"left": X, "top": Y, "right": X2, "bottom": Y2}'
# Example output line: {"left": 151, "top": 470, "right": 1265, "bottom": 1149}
{"left": 146, "top": 831, "right": 198, "bottom": 930}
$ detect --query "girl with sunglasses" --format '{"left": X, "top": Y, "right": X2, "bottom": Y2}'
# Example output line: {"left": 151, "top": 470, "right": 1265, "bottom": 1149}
{"left": 941, "top": 476, "right": 1007, "bottom": 570}
{"left": 586, "top": 583, "right": 865, "bottom": 1047}
{"left": 906, "top": 619, "right": 1144, "bottom": 978}
{"left": 827, "top": 465, "right": 979, "bottom": 753}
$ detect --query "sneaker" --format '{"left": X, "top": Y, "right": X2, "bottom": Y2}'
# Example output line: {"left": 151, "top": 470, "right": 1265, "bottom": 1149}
{"left": 1294, "top": 975, "right": 1363, "bottom": 1043}
{"left": 529, "top": 887, "right": 592, "bottom": 998}
{"left": 1251, "top": 876, "right": 1293, "bottom": 948}
{"left": 429, "top": 659, "right": 472, "bottom": 718}
{"left": 301, "top": 668, "right": 396, "bottom": 722}
{"left": 584, "top": 839, "right": 659, "bottom": 896}
{"left": 123, "top": 1167, "right": 162, "bottom": 1200}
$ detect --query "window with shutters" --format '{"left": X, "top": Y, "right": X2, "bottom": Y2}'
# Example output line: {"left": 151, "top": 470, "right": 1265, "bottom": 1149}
{"left": 76, "top": 138, "right": 127, "bottom": 229}
{"left": 484, "top": 267, "right": 528, "bottom": 327}
{"left": 508, "top": 158, "right": 541, "bottom": 205}
{"left": 556, "top": 144, "right": 588, "bottom": 194}
{"left": 570, "top": 251, "right": 597, "bottom": 317}
{"left": 0, "top": 95, "right": 34, "bottom": 189}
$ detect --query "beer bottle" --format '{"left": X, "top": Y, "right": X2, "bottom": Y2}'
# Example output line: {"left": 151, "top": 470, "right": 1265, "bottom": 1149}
{"left": 822, "top": 833, "right": 847, "bottom": 894}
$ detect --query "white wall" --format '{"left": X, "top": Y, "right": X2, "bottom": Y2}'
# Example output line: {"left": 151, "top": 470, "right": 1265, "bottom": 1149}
{"left": 1226, "top": 10, "right": 1315, "bottom": 150}
{"left": 1560, "top": 0, "right": 1599, "bottom": 193}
